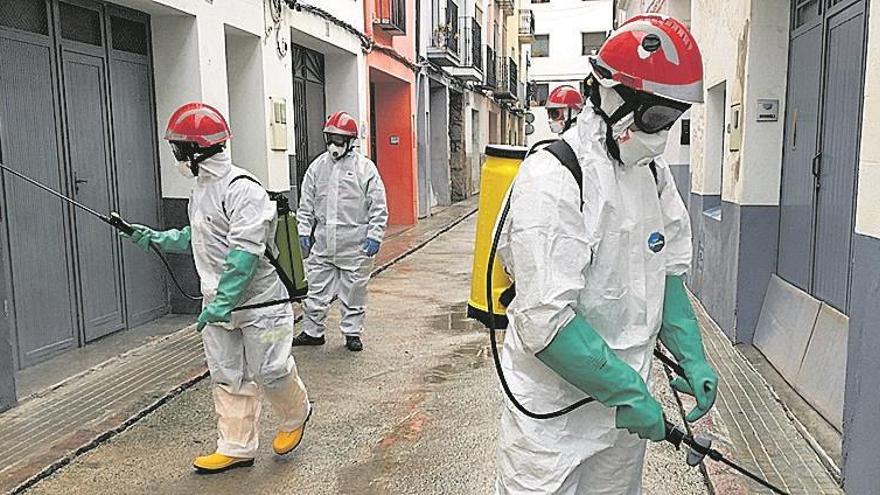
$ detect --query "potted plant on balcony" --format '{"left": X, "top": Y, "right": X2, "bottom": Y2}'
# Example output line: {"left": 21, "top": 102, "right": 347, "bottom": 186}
{"left": 433, "top": 23, "right": 458, "bottom": 51}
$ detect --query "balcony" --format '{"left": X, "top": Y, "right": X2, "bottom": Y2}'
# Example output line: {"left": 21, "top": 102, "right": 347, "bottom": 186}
{"left": 519, "top": 9, "right": 535, "bottom": 43}
{"left": 495, "top": 57, "right": 518, "bottom": 101}
{"left": 374, "top": 0, "right": 406, "bottom": 35}
{"left": 497, "top": 0, "right": 515, "bottom": 16}
{"left": 449, "top": 17, "right": 483, "bottom": 82}
{"left": 427, "top": 0, "right": 460, "bottom": 66}
{"left": 484, "top": 46, "right": 497, "bottom": 88}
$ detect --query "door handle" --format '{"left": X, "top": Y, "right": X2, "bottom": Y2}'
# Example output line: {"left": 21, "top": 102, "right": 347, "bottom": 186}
{"left": 74, "top": 173, "right": 88, "bottom": 194}
{"left": 812, "top": 152, "right": 822, "bottom": 189}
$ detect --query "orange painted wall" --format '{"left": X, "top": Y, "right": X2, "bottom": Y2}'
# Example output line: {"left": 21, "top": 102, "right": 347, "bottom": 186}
{"left": 373, "top": 80, "right": 417, "bottom": 225}
{"left": 363, "top": 0, "right": 418, "bottom": 225}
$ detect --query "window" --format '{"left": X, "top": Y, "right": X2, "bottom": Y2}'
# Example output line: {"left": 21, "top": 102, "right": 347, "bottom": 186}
{"left": 60, "top": 2, "right": 102, "bottom": 46}
{"left": 581, "top": 32, "right": 606, "bottom": 56}
{"left": 530, "top": 82, "right": 549, "bottom": 106}
{"left": 794, "top": 0, "right": 820, "bottom": 28}
{"left": 111, "top": 16, "right": 148, "bottom": 55}
{"left": 532, "top": 34, "right": 549, "bottom": 57}
{"left": 0, "top": 0, "right": 48, "bottom": 35}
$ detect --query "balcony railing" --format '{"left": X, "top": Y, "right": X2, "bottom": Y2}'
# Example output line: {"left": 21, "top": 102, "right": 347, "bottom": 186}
{"left": 428, "top": 0, "right": 460, "bottom": 65}
{"left": 508, "top": 58, "right": 518, "bottom": 96}
{"left": 519, "top": 9, "right": 535, "bottom": 41}
{"left": 485, "top": 46, "right": 497, "bottom": 88}
{"left": 498, "top": 0, "right": 515, "bottom": 16}
{"left": 374, "top": 0, "right": 406, "bottom": 35}
{"left": 456, "top": 16, "right": 482, "bottom": 71}
{"left": 494, "top": 56, "right": 517, "bottom": 100}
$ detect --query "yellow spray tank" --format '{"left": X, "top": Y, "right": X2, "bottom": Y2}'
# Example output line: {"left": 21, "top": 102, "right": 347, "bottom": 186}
{"left": 467, "top": 144, "right": 528, "bottom": 328}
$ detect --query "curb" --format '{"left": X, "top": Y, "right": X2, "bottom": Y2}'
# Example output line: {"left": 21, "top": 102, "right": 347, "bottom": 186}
{"left": 9, "top": 206, "right": 478, "bottom": 494}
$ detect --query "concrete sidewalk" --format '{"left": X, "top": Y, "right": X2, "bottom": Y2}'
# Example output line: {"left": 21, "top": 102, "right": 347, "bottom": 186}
{"left": 687, "top": 298, "right": 843, "bottom": 494}
{"left": 19, "top": 212, "right": 707, "bottom": 495}
{"left": 0, "top": 197, "right": 478, "bottom": 495}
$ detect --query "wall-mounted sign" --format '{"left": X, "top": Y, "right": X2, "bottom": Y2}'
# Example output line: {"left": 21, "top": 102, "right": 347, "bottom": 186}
{"left": 390, "top": 136, "right": 400, "bottom": 145}
{"left": 757, "top": 99, "right": 779, "bottom": 122}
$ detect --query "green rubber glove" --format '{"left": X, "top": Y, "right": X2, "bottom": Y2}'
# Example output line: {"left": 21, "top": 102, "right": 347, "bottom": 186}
{"left": 660, "top": 275, "right": 718, "bottom": 422}
{"left": 536, "top": 314, "right": 666, "bottom": 441}
{"left": 197, "top": 249, "right": 259, "bottom": 331}
{"left": 122, "top": 225, "right": 192, "bottom": 254}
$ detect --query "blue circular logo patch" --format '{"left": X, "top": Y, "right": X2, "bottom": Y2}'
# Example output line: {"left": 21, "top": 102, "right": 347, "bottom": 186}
{"left": 648, "top": 232, "right": 666, "bottom": 253}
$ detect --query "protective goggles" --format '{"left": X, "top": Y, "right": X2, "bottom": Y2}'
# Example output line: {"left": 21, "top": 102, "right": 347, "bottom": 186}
{"left": 169, "top": 141, "right": 195, "bottom": 162}
{"left": 613, "top": 85, "right": 690, "bottom": 134}
{"left": 547, "top": 107, "right": 569, "bottom": 121}
{"left": 324, "top": 133, "right": 351, "bottom": 146}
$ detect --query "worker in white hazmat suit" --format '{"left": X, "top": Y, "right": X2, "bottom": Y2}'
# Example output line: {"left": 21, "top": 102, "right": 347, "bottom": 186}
{"left": 293, "top": 111, "right": 388, "bottom": 352}
{"left": 124, "top": 102, "right": 310, "bottom": 473}
{"left": 495, "top": 15, "right": 718, "bottom": 494}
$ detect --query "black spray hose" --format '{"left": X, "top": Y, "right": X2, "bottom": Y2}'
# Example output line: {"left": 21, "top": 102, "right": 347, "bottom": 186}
{"left": 664, "top": 421, "right": 789, "bottom": 495}
{"left": 481, "top": 144, "right": 789, "bottom": 495}
{"left": 484, "top": 139, "right": 604, "bottom": 418}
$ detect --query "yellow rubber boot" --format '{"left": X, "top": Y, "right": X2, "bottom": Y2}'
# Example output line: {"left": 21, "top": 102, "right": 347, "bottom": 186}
{"left": 192, "top": 453, "right": 254, "bottom": 474}
{"left": 272, "top": 407, "right": 312, "bottom": 455}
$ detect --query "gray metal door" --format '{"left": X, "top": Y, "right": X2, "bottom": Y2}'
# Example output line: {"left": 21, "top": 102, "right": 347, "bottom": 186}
{"left": 61, "top": 47, "right": 125, "bottom": 342}
{"left": 0, "top": 16, "right": 78, "bottom": 367}
{"left": 812, "top": 1, "right": 865, "bottom": 312}
{"left": 777, "top": 0, "right": 866, "bottom": 313}
{"left": 108, "top": 9, "right": 165, "bottom": 326}
{"left": 778, "top": 17, "right": 822, "bottom": 291}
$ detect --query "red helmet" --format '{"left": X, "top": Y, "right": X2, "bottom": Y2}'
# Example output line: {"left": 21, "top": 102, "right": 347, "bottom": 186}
{"left": 164, "top": 102, "right": 231, "bottom": 147}
{"left": 323, "top": 111, "right": 358, "bottom": 137}
{"left": 591, "top": 14, "right": 703, "bottom": 104}
{"left": 546, "top": 85, "right": 584, "bottom": 111}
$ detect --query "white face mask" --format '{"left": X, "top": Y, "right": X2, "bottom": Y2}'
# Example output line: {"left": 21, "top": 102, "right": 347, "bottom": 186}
{"left": 327, "top": 142, "right": 349, "bottom": 160}
{"left": 616, "top": 128, "right": 669, "bottom": 167}
{"left": 549, "top": 119, "right": 566, "bottom": 135}
{"left": 176, "top": 161, "right": 196, "bottom": 178}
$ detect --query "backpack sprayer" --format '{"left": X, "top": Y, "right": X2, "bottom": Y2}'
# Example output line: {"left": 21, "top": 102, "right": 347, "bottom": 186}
{"left": 469, "top": 143, "right": 789, "bottom": 495}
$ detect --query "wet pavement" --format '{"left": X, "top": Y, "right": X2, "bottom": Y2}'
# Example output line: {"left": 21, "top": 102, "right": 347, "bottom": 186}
{"left": 21, "top": 214, "right": 709, "bottom": 495}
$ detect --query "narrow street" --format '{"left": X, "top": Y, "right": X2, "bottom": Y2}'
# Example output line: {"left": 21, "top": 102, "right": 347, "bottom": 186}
{"left": 23, "top": 216, "right": 708, "bottom": 495}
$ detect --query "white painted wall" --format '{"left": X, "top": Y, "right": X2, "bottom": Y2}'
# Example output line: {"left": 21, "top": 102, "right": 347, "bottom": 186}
{"left": 736, "top": 0, "right": 789, "bottom": 205}
{"left": 856, "top": 0, "right": 880, "bottom": 238}
{"left": 225, "top": 26, "right": 268, "bottom": 183}
{"left": 143, "top": 0, "right": 367, "bottom": 197}
{"left": 151, "top": 14, "right": 202, "bottom": 199}
{"left": 689, "top": 0, "right": 749, "bottom": 197}
{"left": 690, "top": 0, "right": 788, "bottom": 205}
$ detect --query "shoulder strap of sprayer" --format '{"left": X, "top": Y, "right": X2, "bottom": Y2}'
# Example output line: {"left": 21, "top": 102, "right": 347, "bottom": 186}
{"left": 497, "top": 142, "right": 660, "bottom": 308}
{"left": 543, "top": 139, "right": 660, "bottom": 209}
{"left": 224, "top": 175, "right": 300, "bottom": 311}
{"left": 544, "top": 140, "right": 583, "bottom": 211}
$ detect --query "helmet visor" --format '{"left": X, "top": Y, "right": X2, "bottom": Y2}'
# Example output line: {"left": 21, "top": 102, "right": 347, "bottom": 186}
{"left": 635, "top": 104, "right": 685, "bottom": 134}
{"left": 324, "top": 133, "right": 350, "bottom": 146}
{"left": 547, "top": 107, "right": 566, "bottom": 121}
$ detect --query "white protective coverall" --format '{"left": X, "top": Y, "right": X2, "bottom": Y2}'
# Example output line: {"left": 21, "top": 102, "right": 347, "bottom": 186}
{"left": 494, "top": 105, "right": 692, "bottom": 494}
{"left": 191, "top": 151, "right": 310, "bottom": 458}
{"left": 297, "top": 150, "right": 388, "bottom": 337}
